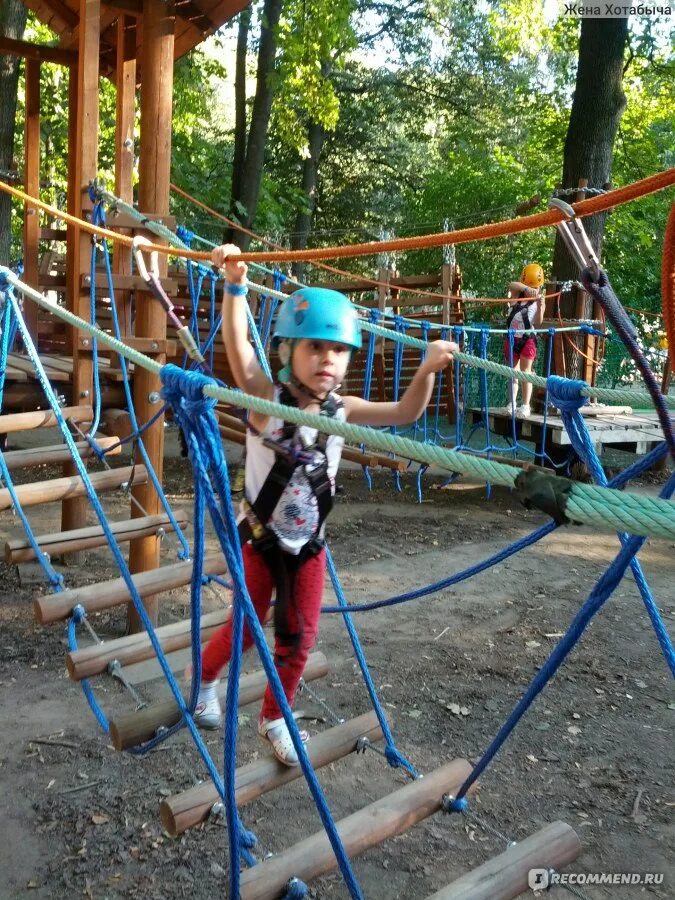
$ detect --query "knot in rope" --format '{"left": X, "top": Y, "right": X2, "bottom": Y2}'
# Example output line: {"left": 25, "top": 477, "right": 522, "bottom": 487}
{"left": 176, "top": 225, "right": 194, "bottom": 247}
{"left": 283, "top": 878, "right": 309, "bottom": 899}
{"left": 239, "top": 824, "right": 257, "bottom": 848}
{"left": 160, "top": 364, "right": 217, "bottom": 417}
{"left": 368, "top": 307, "right": 381, "bottom": 324}
{"left": 385, "top": 745, "right": 421, "bottom": 778}
{"left": 71, "top": 603, "right": 86, "bottom": 624}
{"left": 546, "top": 375, "right": 589, "bottom": 412}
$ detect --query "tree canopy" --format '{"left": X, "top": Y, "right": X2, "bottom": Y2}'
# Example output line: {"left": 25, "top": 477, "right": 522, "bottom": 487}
{"left": 5, "top": 2, "right": 674, "bottom": 342}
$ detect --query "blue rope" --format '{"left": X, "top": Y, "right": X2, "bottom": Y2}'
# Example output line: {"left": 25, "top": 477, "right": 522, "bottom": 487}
{"left": 87, "top": 210, "right": 103, "bottom": 435}
{"left": 447, "top": 465, "right": 675, "bottom": 808}
{"left": 95, "top": 206, "right": 190, "bottom": 560}
{"left": 320, "top": 440, "right": 668, "bottom": 613}
{"left": 326, "top": 548, "right": 420, "bottom": 778}
{"left": 161, "top": 365, "right": 363, "bottom": 898}
{"left": 0, "top": 291, "right": 64, "bottom": 590}
{"left": 359, "top": 310, "right": 379, "bottom": 491}
{"left": 548, "top": 375, "right": 675, "bottom": 677}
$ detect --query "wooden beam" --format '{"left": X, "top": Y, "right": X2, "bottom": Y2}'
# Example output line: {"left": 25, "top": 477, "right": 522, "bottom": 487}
{"left": 113, "top": 14, "right": 137, "bottom": 335}
{"left": 0, "top": 405, "right": 93, "bottom": 435}
{"left": 0, "top": 36, "right": 76, "bottom": 66}
{"left": 0, "top": 463, "right": 147, "bottom": 512}
{"left": 425, "top": 821, "right": 582, "bottom": 900}
{"left": 63, "top": 0, "right": 101, "bottom": 542}
{"left": 35, "top": 552, "right": 226, "bottom": 624}
{"left": 66, "top": 606, "right": 231, "bottom": 680}
{"left": 23, "top": 59, "right": 41, "bottom": 341}
{"left": 239, "top": 758, "right": 475, "bottom": 900}
{"left": 174, "top": 0, "right": 216, "bottom": 31}
{"left": 160, "top": 711, "right": 384, "bottom": 837}
{"left": 103, "top": 0, "right": 142, "bottom": 14}
{"left": 6, "top": 509, "right": 186, "bottom": 565}
{"left": 111, "top": 651, "right": 329, "bottom": 751}
{"left": 2, "top": 436, "right": 120, "bottom": 472}
{"left": 128, "top": 0, "right": 175, "bottom": 630}
{"left": 40, "top": 0, "right": 80, "bottom": 29}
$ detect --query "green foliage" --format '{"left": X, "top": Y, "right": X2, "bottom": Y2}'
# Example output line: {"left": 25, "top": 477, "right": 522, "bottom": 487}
{"left": 272, "top": 0, "right": 357, "bottom": 153}
{"left": 8, "top": 0, "right": 673, "bottom": 356}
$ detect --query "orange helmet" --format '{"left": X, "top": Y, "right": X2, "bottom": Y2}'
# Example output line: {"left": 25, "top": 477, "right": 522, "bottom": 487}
{"left": 520, "top": 263, "right": 545, "bottom": 289}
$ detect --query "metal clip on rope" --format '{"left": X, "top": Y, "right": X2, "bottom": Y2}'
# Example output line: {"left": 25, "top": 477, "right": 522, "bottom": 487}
{"left": 132, "top": 235, "right": 205, "bottom": 364}
{"left": 549, "top": 198, "right": 637, "bottom": 339}
{"left": 549, "top": 198, "right": 601, "bottom": 281}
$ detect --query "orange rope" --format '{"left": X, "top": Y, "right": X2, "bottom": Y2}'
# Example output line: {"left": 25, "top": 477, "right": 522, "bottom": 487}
{"left": 170, "top": 181, "right": 452, "bottom": 303}
{"left": 661, "top": 202, "right": 675, "bottom": 368}
{"left": 1, "top": 167, "right": 673, "bottom": 265}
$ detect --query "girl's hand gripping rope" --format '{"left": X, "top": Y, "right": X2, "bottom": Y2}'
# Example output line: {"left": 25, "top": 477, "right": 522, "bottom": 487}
{"left": 211, "top": 243, "right": 248, "bottom": 287}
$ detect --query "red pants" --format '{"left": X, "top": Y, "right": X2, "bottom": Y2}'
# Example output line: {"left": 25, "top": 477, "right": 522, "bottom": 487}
{"left": 201, "top": 542, "right": 326, "bottom": 720}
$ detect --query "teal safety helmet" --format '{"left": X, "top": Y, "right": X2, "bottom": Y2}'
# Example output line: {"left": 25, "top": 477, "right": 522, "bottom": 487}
{"left": 271, "top": 287, "right": 362, "bottom": 352}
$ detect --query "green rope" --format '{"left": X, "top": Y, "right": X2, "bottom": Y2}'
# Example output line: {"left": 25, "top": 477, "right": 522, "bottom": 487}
{"left": 3, "top": 267, "right": 675, "bottom": 544}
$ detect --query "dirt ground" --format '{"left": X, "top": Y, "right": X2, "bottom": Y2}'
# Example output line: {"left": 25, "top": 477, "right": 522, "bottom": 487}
{"left": 0, "top": 439, "right": 673, "bottom": 900}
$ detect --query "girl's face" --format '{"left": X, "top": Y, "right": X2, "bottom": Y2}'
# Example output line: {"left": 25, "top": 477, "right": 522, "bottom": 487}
{"left": 291, "top": 338, "right": 351, "bottom": 396}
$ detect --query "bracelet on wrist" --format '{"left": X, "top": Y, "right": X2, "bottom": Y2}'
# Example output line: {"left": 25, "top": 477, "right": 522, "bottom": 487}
{"left": 225, "top": 282, "right": 248, "bottom": 296}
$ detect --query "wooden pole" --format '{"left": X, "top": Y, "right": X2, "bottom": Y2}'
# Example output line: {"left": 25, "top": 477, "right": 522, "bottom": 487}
{"left": 425, "top": 821, "right": 581, "bottom": 900}
{"left": 160, "top": 711, "right": 385, "bottom": 837}
{"left": 239, "top": 758, "right": 474, "bottom": 900}
{"left": 128, "top": 0, "right": 175, "bottom": 631}
{"left": 62, "top": 0, "right": 101, "bottom": 544}
{"left": 113, "top": 15, "right": 136, "bottom": 336}
{"left": 23, "top": 59, "right": 40, "bottom": 341}
{"left": 35, "top": 551, "right": 226, "bottom": 624}
{"left": 111, "top": 651, "right": 329, "bottom": 751}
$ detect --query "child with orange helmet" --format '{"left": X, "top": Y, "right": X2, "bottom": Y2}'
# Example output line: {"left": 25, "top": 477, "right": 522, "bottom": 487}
{"left": 503, "top": 263, "right": 546, "bottom": 417}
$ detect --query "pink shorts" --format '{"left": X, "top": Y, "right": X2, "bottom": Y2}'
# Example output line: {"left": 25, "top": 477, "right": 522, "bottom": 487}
{"left": 503, "top": 337, "right": 537, "bottom": 363}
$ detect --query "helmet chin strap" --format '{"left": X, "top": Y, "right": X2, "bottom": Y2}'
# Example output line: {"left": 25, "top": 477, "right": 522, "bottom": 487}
{"left": 277, "top": 339, "right": 344, "bottom": 414}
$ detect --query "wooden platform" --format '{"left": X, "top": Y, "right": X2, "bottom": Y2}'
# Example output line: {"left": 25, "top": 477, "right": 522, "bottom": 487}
{"left": 468, "top": 406, "right": 664, "bottom": 461}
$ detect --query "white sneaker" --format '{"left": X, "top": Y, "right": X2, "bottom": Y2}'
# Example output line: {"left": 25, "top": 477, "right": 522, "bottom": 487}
{"left": 194, "top": 680, "right": 222, "bottom": 729}
{"left": 258, "top": 716, "right": 309, "bottom": 767}
{"left": 504, "top": 402, "right": 515, "bottom": 415}
{"left": 517, "top": 404, "right": 531, "bottom": 418}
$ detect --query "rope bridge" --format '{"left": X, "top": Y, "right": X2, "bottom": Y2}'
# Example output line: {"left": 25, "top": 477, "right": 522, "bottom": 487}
{"left": 0, "top": 169, "right": 673, "bottom": 898}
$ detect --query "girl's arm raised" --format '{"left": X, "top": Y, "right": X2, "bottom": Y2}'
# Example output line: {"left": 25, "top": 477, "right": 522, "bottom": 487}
{"left": 213, "top": 244, "right": 274, "bottom": 401}
{"left": 343, "top": 340, "right": 456, "bottom": 427}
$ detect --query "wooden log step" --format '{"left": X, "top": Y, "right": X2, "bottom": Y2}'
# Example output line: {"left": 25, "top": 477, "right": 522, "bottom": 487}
{"left": 0, "top": 405, "right": 93, "bottom": 435}
{"left": 239, "top": 757, "right": 474, "bottom": 900}
{"left": 5, "top": 353, "right": 70, "bottom": 383}
{"left": 0, "top": 464, "right": 147, "bottom": 512}
{"left": 160, "top": 711, "right": 383, "bottom": 837}
{"left": 66, "top": 603, "right": 231, "bottom": 681}
{"left": 110, "top": 651, "right": 329, "bottom": 752}
{"left": 425, "top": 820, "right": 582, "bottom": 899}
{"left": 7, "top": 511, "right": 188, "bottom": 566}
{"left": 35, "top": 552, "right": 227, "bottom": 625}
{"left": 1, "top": 437, "right": 121, "bottom": 472}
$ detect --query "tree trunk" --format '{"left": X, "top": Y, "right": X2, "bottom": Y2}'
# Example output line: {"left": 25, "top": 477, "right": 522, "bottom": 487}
{"left": 225, "top": 4, "right": 252, "bottom": 243}
{"left": 552, "top": 17, "right": 628, "bottom": 283}
{"left": 291, "top": 119, "right": 326, "bottom": 279}
{"left": 236, "top": 0, "right": 283, "bottom": 251}
{"left": 0, "top": 0, "right": 28, "bottom": 266}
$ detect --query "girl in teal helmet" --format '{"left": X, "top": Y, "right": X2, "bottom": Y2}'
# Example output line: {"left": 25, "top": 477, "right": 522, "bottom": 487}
{"left": 194, "top": 243, "right": 457, "bottom": 767}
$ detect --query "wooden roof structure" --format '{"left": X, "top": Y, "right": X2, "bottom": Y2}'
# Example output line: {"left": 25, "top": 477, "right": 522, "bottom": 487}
{"left": 18, "top": 0, "right": 248, "bottom": 76}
